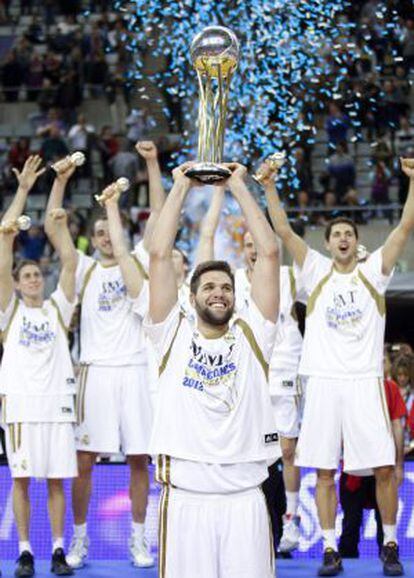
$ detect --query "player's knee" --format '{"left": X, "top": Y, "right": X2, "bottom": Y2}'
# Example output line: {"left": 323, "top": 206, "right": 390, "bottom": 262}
{"left": 47, "top": 478, "right": 63, "bottom": 494}
{"left": 76, "top": 453, "right": 96, "bottom": 477}
{"left": 13, "top": 478, "right": 30, "bottom": 494}
{"left": 374, "top": 465, "right": 394, "bottom": 484}
{"left": 317, "top": 470, "right": 336, "bottom": 487}
{"left": 127, "top": 454, "right": 149, "bottom": 472}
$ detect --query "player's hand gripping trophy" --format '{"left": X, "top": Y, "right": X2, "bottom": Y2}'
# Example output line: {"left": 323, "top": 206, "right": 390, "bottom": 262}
{"left": 94, "top": 178, "right": 130, "bottom": 206}
{"left": 253, "top": 152, "right": 286, "bottom": 185}
{"left": 185, "top": 26, "right": 240, "bottom": 184}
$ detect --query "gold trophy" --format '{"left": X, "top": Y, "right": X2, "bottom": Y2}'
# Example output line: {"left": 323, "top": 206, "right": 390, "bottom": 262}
{"left": 94, "top": 177, "right": 130, "bottom": 206}
{"left": 185, "top": 26, "right": 240, "bottom": 184}
{"left": 253, "top": 152, "right": 286, "bottom": 184}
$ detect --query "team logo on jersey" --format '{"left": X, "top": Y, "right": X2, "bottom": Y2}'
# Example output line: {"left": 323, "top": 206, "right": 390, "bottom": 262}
{"left": 19, "top": 316, "right": 56, "bottom": 348}
{"left": 264, "top": 433, "right": 279, "bottom": 444}
{"left": 97, "top": 280, "right": 127, "bottom": 312}
{"left": 326, "top": 289, "right": 363, "bottom": 332}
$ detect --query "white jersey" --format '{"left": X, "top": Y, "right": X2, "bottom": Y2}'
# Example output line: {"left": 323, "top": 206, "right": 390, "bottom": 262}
{"left": 0, "top": 287, "right": 77, "bottom": 423}
{"left": 235, "top": 267, "right": 303, "bottom": 392}
{"left": 144, "top": 299, "right": 279, "bottom": 464}
{"left": 76, "top": 251, "right": 148, "bottom": 366}
{"left": 296, "top": 247, "right": 393, "bottom": 379}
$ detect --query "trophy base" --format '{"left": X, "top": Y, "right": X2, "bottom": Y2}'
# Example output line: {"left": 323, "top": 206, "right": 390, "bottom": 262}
{"left": 185, "top": 163, "right": 231, "bottom": 185}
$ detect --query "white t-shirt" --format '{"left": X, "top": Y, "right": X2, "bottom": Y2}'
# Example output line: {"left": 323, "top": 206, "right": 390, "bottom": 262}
{"left": 0, "top": 286, "right": 77, "bottom": 423}
{"left": 235, "top": 267, "right": 303, "bottom": 392}
{"left": 296, "top": 247, "right": 393, "bottom": 379}
{"left": 76, "top": 251, "right": 148, "bottom": 366}
{"left": 144, "top": 299, "right": 279, "bottom": 466}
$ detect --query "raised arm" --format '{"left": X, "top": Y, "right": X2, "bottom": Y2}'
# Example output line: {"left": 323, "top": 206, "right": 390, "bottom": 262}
{"left": 44, "top": 156, "right": 78, "bottom": 264}
{"left": 226, "top": 163, "right": 279, "bottom": 322}
{"left": 149, "top": 163, "right": 194, "bottom": 323}
{"left": 135, "top": 141, "right": 167, "bottom": 250}
{"left": 46, "top": 209, "right": 77, "bottom": 303}
{"left": 259, "top": 161, "right": 308, "bottom": 268}
{"left": 102, "top": 184, "right": 144, "bottom": 299}
{"left": 382, "top": 158, "right": 414, "bottom": 275}
{"left": 0, "top": 156, "right": 45, "bottom": 311}
{"left": 194, "top": 186, "right": 224, "bottom": 266}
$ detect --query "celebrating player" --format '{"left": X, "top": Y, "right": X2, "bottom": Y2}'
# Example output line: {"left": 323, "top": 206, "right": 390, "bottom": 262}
{"left": 262, "top": 158, "right": 414, "bottom": 576}
{"left": 0, "top": 156, "right": 77, "bottom": 577}
{"left": 145, "top": 161, "right": 280, "bottom": 578}
{"left": 45, "top": 156, "right": 154, "bottom": 569}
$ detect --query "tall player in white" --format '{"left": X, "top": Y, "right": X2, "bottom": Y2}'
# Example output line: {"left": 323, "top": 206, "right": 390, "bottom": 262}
{"left": 145, "top": 161, "right": 280, "bottom": 578}
{"left": 235, "top": 228, "right": 303, "bottom": 553}
{"left": 0, "top": 156, "right": 77, "bottom": 577}
{"left": 262, "top": 158, "right": 414, "bottom": 577}
{"left": 45, "top": 151, "right": 156, "bottom": 569}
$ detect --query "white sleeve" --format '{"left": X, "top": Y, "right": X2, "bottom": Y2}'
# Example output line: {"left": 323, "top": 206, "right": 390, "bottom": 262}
{"left": 50, "top": 285, "right": 78, "bottom": 328}
{"left": 143, "top": 302, "right": 183, "bottom": 362}
{"left": 75, "top": 251, "right": 96, "bottom": 297}
{"left": 359, "top": 247, "right": 394, "bottom": 294}
{"left": 0, "top": 293, "right": 18, "bottom": 331}
{"left": 293, "top": 248, "right": 331, "bottom": 297}
{"left": 240, "top": 298, "right": 278, "bottom": 362}
{"left": 130, "top": 280, "right": 149, "bottom": 318}
{"left": 132, "top": 239, "right": 150, "bottom": 275}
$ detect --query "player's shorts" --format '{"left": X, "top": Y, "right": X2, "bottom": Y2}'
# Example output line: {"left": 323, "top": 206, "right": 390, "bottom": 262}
{"left": 295, "top": 377, "right": 395, "bottom": 471}
{"left": 271, "top": 394, "right": 304, "bottom": 439}
{"left": 158, "top": 485, "right": 274, "bottom": 578}
{"left": 5, "top": 422, "right": 77, "bottom": 478}
{"left": 75, "top": 364, "right": 152, "bottom": 455}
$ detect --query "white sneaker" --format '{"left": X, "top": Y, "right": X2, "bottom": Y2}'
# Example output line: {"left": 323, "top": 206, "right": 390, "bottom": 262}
{"left": 279, "top": 514, "right": 300, "bottom": 553}
{"left": 129, "top": 535, "right": 155, "bottom": 568}
{"left": 66, "top": 535, "right": 90, "bottom": 568}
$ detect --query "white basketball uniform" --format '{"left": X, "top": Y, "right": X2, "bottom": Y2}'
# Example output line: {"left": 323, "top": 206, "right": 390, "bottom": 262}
{"left": 0, "top": 287, "right": 77, "bottom": 478}
{"left": 294, "top": 247, "right": 395, "bottom": 471}
{"left": 145, "top": 299, "right": 278, "bottom": 578}
{"left": 75, "top": 251, "right": 152, "bottom": 455}
{"left": 235, "top": 266, "right": 303, "bottom": 438}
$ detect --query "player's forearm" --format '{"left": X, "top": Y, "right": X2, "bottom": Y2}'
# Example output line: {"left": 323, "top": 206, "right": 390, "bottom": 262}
{"left": 46, "top": 178, "right": 67, "bottom": 215}
{"left": 400, "top": 176, "right": 414, "bottom": 233}
{"left": 0, "top": 235, "right": 15, "bottom": 275}
{"left": 147, "top": 158, "right": 166, "bottom": 213}
{"left": 105, "top": 201, "right": 130, "bottom": 260}
{"left": 48, "top": 226, "right": 78, "bottom": 266}
{"left": 195, "top": 187, "right": 224, "bottom": 264}
{"left": 117, "top": 255, "right": 144, "bottom": 299}
{"left": 2, "top": 186, "right": 30, "bottom": 222}
{"left": 263, "top": 182, "right": 292, "bottom": 240}
{"left": 231, "top": 180, "right": 278, "bottom": 259}
{"left": 150, "top": 180, "right": 190, "bottom": 260}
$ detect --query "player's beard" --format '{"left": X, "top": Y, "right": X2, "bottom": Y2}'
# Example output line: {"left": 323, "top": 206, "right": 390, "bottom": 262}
{"left": 194, "top": 300, "right": 234, "bottom": 326}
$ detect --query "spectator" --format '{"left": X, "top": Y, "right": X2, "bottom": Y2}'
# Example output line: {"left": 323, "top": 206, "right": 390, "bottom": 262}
{"left": 18, "top": 224, "right": 48, "bottom": 261}
{"left": 97, "top": 125, "right": 118, "bottom": 184}
{"left": 108, "top": 138, "right": 140, "bottom": 206}
{"left": 8, "top": 138, "right": 31, "bottom": 172}
{"left": 402, "top": 19, "right": 414, "bottom": 72}
{"left": 55, "top": 70, "right": 83, "bottom": 125}
{"left": 105, "top": 64, "right": 130, "bottom": 134}
{"left": 37, "top": 78, "right": 57, "bottom": 114}
{"left": 392, "top": 355, "right": 414, "bottom": 454}
{"left": 26, "top": 53, "right": 45, "bottom": 102}
{"left": 395, "top": 117, "right": 414, "bottom": 157}
{"left": 294, "top": 147, "right": 313, "bottom": 193}
{"left": 67, "top": 113, "right": 95, "bottom": 176}
{"left": 1, "top": 50, "right": 24, "bottom": 102}
{"left": 40, "top": 124, "right": 69, "bottom": 163}
{"left": 327, "top": 142, "right": 356, "bottom": 199}
{"left": 370, "top": 161, "right": 392, "bottom": 206}
{"left": 325, "top": 102, "right": 350, "bottom": 149}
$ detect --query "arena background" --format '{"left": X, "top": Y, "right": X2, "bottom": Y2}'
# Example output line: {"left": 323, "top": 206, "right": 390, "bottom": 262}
{"left": 0, "top": 0, "right": 414, "bottom": 568}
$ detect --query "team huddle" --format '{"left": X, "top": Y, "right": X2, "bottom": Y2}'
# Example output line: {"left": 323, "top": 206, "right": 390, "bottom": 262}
{"left": 0, "top": 143, "right": 413, "bottom": 578}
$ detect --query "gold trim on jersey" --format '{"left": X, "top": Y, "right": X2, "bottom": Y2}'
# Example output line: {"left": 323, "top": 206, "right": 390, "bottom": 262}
{"left": 156, "top": 455, "right": 171, "bottom": 484}
{"left": 76, "top": 364, "right": 89, "bottom": 425}
{"left": 8, "top": 423, "right": 22, "bottom": 453}
{"left": 306, "top": 268, "right": 333, "bottom": 317}
{"left": 2, "top": 296, "right": 19, "bottom": 343}
{"left": 159, "top": 312, "right": 184, "bottom": 377}
{"left": 288, "top": 266, "right": 298, "bottom": 321}
{"left": 158, "top": 484, "right": 170, "bottom": 578}
{"left": 50, "top": 297, "right": 69, "bottom": 337}
{"left": 378, "top": 378, "right": 392, "bottom": 433}
{"left": 357, "top": 270, "right": 385, "bottom": 316}
{"left": 1, "top": 395, "right": 6, "bottom": 422}
{"left": 131, "top": 255, "right": 149, "bottom": 280}
{"left": 79, "top": 261, "right": 98, "bottom": 303}
{"left": 233, "top": 318, "right": 269, "bottom": 380}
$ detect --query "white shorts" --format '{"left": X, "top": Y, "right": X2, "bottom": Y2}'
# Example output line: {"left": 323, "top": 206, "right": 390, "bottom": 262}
{"left": 158, "top": 486, "right": 274, "bottom": 578}
{"left": 5, "top": 422, "right": 77, "bottom": 478}
{"left": 271, "top": 394, "right": 304, "bottom": 439}
{"left": 295, "top": 377, "right": 395, "bottom": 471}
{"left": 75, "top": 364, "right": 152, "bottom": 455}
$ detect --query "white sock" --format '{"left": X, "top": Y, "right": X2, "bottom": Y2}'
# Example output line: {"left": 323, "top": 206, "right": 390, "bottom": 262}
{"left": 286, "top": 491, "right": 299, "bottom": 516}
{"left": 52, "top": 537, "right": 64, "bottom": 553}
{"left": 131, "top": 521, "right": 145, "bottom": 540}
{"left": 383, "top": 524, "right": 397, "bottom": 545}
{"left": 73, "top": 523, "right": 87, "bottom": 539}
{"left": 19, "top": 541, "right": 33, "bottom": 555}
{"left": 322, "top": 529, "right": 337, "bottom": 551}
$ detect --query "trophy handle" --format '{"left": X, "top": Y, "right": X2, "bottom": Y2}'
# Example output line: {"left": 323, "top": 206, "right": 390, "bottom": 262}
{"left": 185, "top": 163, "right": 231, "bottom": 185}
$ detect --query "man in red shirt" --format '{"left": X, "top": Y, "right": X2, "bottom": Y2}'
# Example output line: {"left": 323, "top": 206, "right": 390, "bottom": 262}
{"left": 339, "top": 379, "right": 406, "bottom": 557}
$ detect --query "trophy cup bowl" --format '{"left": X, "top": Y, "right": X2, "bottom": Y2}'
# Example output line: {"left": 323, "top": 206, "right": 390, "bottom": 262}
{"left": 253, "top": 152, "right": 286, "bottom": 184}
{"left": 185, "top": 26, "right": 240, "bottom": 185}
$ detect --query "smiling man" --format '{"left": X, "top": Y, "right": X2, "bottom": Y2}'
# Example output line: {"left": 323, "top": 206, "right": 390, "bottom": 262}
{"left": 260, "top": 158, "right": 414, "bottom": 577}
{"left": 145, "top": 161, "right": 280, "bottom": 578}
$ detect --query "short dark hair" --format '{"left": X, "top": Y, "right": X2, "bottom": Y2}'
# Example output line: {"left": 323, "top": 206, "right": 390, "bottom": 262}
{"left": 324, "top": 217, "right": 359, "bottom": 241}
{"left": 90, "top": 211, "right": 108, "bottom": 236}
{"left": 13, "top": 259, "right": 41, "bottom": 281}
{"left": 190, "top": 260, "right": 235, "bottom": 294}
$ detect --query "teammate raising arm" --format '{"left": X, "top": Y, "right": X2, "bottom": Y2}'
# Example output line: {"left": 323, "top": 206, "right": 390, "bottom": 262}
{"left": 194, "top": 185, "right": 225, "bottom": 265}
{"left": 0, "top": 156, "right": 77, "bottom": 577}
